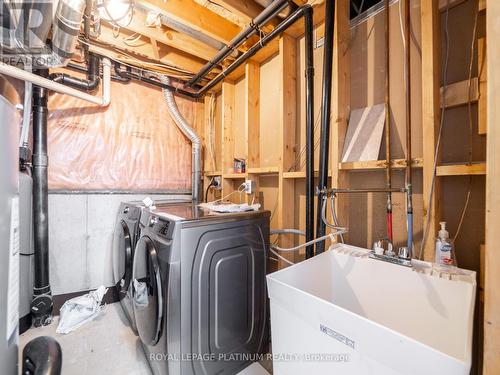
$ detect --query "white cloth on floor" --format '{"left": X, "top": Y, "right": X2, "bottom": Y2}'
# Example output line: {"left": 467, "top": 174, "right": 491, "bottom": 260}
{"left": 199, "top": 203, "right": 260, "bottom": 213}
{"left": 56, "top": 286, "right": 107, "bottom": 334}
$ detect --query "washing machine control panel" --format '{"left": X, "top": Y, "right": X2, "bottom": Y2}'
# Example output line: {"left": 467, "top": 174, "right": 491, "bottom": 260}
{"left": 150, "top": 218, "right": 174, "bottom": 239}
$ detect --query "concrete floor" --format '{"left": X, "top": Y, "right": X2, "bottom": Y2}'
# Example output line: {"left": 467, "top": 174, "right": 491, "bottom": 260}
{"left": 19, "top": 302, "right": 271, "bottom": 375}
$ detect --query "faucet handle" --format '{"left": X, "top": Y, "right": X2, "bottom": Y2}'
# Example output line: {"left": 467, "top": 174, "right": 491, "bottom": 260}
{"left": 373, "top": 238, "right": 394, "bottom": 256}
{"left": 398, "top": 246, "right": 411, "bottom": 260}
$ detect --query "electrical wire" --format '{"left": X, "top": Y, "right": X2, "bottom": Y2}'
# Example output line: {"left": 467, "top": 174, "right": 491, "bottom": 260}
{"left": 329, "top": 195, "right": 345, "bottom": 243}
{"left": 78, "top": 38, "right": 195, "bottom": 79}
{"left": 204, "top": 178, "right": 214, "bottom": 202}
{"left": 208, "top": 182, "right": 246, "bottom": 204}
{"left": 453, "top": 2, "right": 479, "bottom": 243}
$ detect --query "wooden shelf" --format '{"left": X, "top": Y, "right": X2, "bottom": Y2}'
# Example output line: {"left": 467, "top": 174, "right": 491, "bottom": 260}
{"left": 223, "top": 173, "right": 246, "bottom": 179}
{"left": 436, "top": 162, "right": 486, "bottom": 176}
{"left": 338, "top": 158, "right": 424, "bottom": 171}
{"left": 247, "top": 166, "right": 279, "bottom": 175}
{"left": 204, "top": 171, "right": 221, "bottom": 177}
{"left": 283, "top": 170, "right": 331, "bottom": 179}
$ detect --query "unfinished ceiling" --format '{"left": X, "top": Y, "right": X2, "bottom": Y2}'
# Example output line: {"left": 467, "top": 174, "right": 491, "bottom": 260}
{"left": 85, "top": 0, "right": 324, "bottom": 84}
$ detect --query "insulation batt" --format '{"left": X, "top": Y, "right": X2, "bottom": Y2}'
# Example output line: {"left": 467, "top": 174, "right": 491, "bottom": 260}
{"left": 47, "top": 76, "right": 197, "bottom": 191}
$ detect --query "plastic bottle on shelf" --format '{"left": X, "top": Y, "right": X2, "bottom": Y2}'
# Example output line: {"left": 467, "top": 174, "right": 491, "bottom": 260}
{"left": 434, "top": 221, "right": 456, "bottom": 270}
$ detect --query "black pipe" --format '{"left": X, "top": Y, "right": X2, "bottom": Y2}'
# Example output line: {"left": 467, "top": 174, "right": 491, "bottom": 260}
{"left": 114, "top": 5, "right": 312, "bottom": 100}
{"left": 67, "top": 61, "right": 131, "bottom": 82}
{"left": 304, "top": 6, "right": 315, "bottom": 259}
{"left": 200, "top": 5, "right": 310, "bottom": 94}
{"left": 50, "top": 53, "right": 101, "bottom": 91}
{"left": 31, "top": 69, "right": 53, "bottom": 327}
{"left": 315, "top": 0, "right": 335, "bottom": 255}
{"left": 186, "top": 0, "right": 290, "bottom": 87}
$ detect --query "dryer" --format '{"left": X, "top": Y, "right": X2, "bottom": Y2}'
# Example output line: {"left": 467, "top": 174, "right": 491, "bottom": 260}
{"left": 132, "top": 204, "right": 270, "bottom": 375}
{"left": 112, "top": 199, "right": 189, "bottom": 333}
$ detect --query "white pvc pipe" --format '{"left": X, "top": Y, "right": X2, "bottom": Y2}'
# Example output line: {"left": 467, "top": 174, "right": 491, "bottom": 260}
{"left": 0, "top": 58, "right": 111, "bottom": 107}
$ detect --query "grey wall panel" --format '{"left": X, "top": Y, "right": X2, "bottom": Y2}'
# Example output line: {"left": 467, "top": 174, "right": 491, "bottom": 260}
{"left": 48, "top": 195, "right": 88, "bottom": 295}
{"left": 48, "top": 194, "right": 189, "bottom": 295}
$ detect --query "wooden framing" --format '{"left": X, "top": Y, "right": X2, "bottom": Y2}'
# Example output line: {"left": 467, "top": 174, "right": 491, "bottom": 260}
{"left": 330, "top": 0, "right": 350, "bottom": 242}
{"left": 277, "top": 34, "right": 297, "bottom": 265}
{"left": 478, "top": 37, "right": 487, "bottom": 135}
{"left": 421, "top": 0, "right": 441, "bottom": 261}
{"left": 484, "top": 1, "right": 500, "bottom": 372}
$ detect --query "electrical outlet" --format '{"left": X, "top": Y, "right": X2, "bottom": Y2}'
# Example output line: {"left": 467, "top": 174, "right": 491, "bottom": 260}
{"left": 244, "top": 179, "right": 256, "bottom": 194}
{"left": 213, "top": 176, "right": 222, "bottom": 189}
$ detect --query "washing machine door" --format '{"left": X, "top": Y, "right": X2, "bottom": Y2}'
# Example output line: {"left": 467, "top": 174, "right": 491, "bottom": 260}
{"left": 132, "top": 236, "right": 164, "bottom": 346}
{"left": 112, "top": 220, "right": 133, "bottom": 297}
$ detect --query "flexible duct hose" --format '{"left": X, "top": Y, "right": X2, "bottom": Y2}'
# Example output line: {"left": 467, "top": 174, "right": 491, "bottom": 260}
{"left": 159, "top": 75, "right": 202, "bottom": 202}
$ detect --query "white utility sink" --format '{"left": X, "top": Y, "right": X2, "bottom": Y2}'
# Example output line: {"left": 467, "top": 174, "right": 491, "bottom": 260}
{"left": 267, "top": 244, "right": 476, "bottom": 375}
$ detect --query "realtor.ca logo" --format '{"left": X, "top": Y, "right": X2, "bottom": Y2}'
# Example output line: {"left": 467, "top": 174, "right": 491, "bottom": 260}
{"left": 0, "top": 1, "right": 57, "bottom": 67}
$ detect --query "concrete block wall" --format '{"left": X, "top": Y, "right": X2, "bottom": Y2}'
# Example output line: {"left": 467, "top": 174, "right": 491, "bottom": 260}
{"left": 48, "top": 193, "right": 188, "bottom": 295}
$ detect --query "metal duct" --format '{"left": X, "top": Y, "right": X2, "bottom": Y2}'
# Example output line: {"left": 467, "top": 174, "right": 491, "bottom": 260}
{"left": 254, "top": 0, "right": 294, "bottom": 18}
{"left": 134, "top": 2, "right": 231, "bottom": 55}
{"left": 159, "top": 75, "right": 202, "bottom": 203}
{"left": 51, "top": 0, "right": 86, "bottom": 67}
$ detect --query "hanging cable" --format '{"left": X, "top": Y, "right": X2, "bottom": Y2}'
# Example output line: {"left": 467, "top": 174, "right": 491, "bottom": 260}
{"left": 453, "top": 2, "right": 479, "bottom": 243}
{"left": 204, "top": 178, "right": 214, "bottom": 203}
{"left": 207, "top": 182, "right": 246, "bottom": 204}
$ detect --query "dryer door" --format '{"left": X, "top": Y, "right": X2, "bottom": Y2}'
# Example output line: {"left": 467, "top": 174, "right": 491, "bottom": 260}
{"left": 112, "top": 220, "right": 133, "bottom": 297}
{"left": 132, "top": 236, "right": 164, "bottom": 346}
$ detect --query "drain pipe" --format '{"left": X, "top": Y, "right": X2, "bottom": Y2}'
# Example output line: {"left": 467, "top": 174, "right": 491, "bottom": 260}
{"left": 304, "top": 6, "right": 315, "bottom": 259}
{"left": 50, "top": 53, "right": 101, "bottom": 91}
{"left": 31, "top": 69, "right": 53, "bottom": 327}
{"left": 0, "top": 58, "right": 111, "bottom": 106}
{"left": 315, "top": 0, "right": 335, "bottom": 255}
{"left": 159, "top": 75, "right": 202, "bottom": 203}
{"left": 186, "top": 0, "right": 290, "bottom": 87}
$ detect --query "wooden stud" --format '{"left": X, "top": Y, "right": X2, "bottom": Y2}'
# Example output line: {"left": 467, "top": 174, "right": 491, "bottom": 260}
{"left": 277, "top": 34, "right": 297, "bottom": 266}
{"left": 330, "top": 0, "right": 351, "bottom": 243}
{"left": 245, "top": 61, "right": 261, "bottom": 169}
{"left": 245, "top": 61, "right": 261, "bottom": 204}
{"left": 484, "top": 1, "right": 500, "bottom": 372}
{"left": 421, "top": 0, "right": 441, "bottom": 261}
{"left": 478, "top": 37, "right": 487, "bottom": 135}
{"left": 221, "top": 81, "right": 236, "bottom": 200}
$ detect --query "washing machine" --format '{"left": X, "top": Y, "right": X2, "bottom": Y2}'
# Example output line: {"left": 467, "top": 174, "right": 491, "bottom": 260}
{"left": 132, "top": 204, "right": 270, "bottom": 375}
{"left": 112, "top": 199, "right": 190, "bottom": 334}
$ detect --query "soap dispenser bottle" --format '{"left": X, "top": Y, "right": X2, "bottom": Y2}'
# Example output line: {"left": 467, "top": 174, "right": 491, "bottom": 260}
{"left": 435, "top": 221, "right": 456, "bottom": 269}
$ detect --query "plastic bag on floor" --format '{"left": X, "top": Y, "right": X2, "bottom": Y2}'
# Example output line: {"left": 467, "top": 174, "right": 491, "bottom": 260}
{"left": 56, "top": 286, "right": 107, "bottom": 334}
